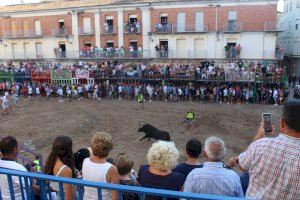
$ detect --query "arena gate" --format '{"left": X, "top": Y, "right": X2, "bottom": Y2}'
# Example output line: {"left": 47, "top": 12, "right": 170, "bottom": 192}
{"left": 50, "top": 69, "right": 72, "bottom": 85}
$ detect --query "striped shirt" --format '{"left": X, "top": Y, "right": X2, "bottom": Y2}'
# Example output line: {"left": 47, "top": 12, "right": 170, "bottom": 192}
{"left": 238, "top": 134, "right": 300, "bottom": 200}
{"left": 183, "top": 162, "right": 244, "bottom": 197}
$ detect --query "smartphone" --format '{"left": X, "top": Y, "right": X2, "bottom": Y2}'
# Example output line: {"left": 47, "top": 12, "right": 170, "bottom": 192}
{"left": 262, "top": 113, "right": 272, "bottom": 132}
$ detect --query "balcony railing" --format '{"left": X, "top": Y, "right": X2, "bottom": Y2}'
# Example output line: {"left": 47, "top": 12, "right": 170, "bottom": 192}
{"left": 78, "top": 27, "right": 94, "bottom": 35}
{"left": 124, "top": 22, "right": 142, "bottom": 34}
{"left": 264, "top": 22, "right": 282, "bottom": 32}
{"left": 173, "top": 24, "right": 209, "bottom": 33}
{"left": 153, "top": 23, "right": 173, "bottom": 33}
{"left": 3, "top": 30, "right": 43, "bottom": 39}
{"left": 222, "top": 22, "right": 243, "bottom": 32}
{"left": 102, "top": 25, "right": 117, "bottom": 35}
{"left": 52, "top": 28, "right": 68, "bottom": 37}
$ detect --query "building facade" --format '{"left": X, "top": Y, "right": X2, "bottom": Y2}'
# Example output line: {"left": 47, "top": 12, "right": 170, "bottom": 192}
{"left": 277, "top": 0, "right": 300, "bottom": 80}
{"left": 0, "top": 0, "right": 279, "bottom": 60}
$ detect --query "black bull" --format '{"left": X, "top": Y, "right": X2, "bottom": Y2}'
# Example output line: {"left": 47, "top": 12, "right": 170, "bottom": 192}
{"left": 138, "top": 124, "right": 171, "bottom": 141}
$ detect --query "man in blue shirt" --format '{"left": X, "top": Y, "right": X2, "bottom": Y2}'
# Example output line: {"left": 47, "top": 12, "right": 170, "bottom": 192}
{"left": 183, "top": 136, "right": 244, "bottom": 197}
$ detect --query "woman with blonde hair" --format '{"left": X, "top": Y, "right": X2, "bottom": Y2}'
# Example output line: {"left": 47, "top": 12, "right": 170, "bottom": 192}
{"left": 82, "top": 132, "right": 119, "bottom": 200}
{"left": 138, "top": 141, "right": 185, "bottom": 200}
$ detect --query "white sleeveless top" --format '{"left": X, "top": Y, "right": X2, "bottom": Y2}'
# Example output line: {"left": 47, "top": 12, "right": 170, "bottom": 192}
{"left": 82, "top": 158, "right": 112, "bottom": 200}
{"left": 50, "top": 165, "right": 67, "bottom": 200}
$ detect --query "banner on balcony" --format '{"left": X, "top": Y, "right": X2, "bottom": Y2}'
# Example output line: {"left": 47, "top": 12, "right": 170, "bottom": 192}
{"left": 32, "top": 70, "right": 51, "bottom": 79}
{"left": 75, "top": 69, "right": 89, "bottom": 79}
{"left": 51, "top": 70, "right": 72, "bottom": 80}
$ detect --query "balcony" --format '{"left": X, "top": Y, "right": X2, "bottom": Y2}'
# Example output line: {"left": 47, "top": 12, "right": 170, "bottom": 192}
{"left": 78, "top": 27, "right": 94, "bottom": 36}
{"left": 52, "top": 28, "right": 68, "bottom": 37}
{"left": 3, "top": 30, "right": 43, "bottom": 39}
{"left": 153, "top": 23, "right": 173, "bottom": 33}
{"left": 264, "top": 22, "right": 282, "bottom": 32}
{"left": 124, "top": 22, "right": 142, "bottom": 34}
{"left": 101, "top": 25, "right": 117, "bottom": 35}
{"left": 173, "top": 24, "right": 209, "bottom": 33}
{"left": 222, "top": 22, "right": 243, "bottom": 33}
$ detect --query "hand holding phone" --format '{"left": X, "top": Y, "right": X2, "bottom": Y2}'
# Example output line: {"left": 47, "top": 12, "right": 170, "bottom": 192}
{"left": 262, "top": 113, "right": 272, "bottom": 133}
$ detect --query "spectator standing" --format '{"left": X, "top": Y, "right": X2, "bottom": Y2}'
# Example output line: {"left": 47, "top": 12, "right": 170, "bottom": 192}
{"left": 44, "top": 135, "right": 76, "bottom": 200}
{"left": 172, "top": 139, "right": 203, "bottom": 179}
{"left": 0, "top": 136, "right": 28, "bottom": 200}
{"left": 82, "top": 132, "right": 119, "bottom": 200}
{"left": 184, "top": 136, "right": 244, "bottom": 197}
{"left": 138, "top": 141, "right": 185, "bottom": 200}
{"left": 229, "top": 101, "right": 300, "bottom": 199}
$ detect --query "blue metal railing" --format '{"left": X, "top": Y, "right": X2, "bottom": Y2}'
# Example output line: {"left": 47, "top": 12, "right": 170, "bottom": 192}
{"left": 0, "top": 168, "right": 243, "bottom": 200}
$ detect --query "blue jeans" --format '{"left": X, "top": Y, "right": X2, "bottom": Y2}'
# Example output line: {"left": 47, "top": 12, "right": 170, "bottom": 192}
{"left": 240, "top": 172, "right": 249, "bottom": 195}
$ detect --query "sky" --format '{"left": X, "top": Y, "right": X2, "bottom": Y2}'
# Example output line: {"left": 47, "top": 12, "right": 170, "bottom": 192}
{"left": 0, "top": 0, "right": 285, "bottom": 11}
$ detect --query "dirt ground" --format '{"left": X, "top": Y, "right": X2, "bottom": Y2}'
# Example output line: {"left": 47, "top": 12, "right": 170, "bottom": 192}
{"left": 0, "top": 98, "right": 282, "bottom": 171}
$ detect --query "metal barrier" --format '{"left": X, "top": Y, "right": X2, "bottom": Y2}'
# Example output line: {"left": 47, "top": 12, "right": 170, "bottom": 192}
{"left": 0, "top": 168, "right": 242, "bottom": 200}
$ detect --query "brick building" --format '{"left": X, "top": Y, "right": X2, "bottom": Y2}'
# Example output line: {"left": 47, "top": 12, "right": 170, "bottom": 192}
{"left": 0, "top": 0, "right": 279, "bottom": 60}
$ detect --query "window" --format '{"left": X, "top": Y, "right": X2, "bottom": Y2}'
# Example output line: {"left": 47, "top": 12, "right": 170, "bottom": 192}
{"left": 34, "top": 20, "right": 41, "bottom": 36}
{"left": 290, "top": 1, "right": 293, "bottom": 11}
{"left": 195, "top": 12, "right": 204, "bottom": 32}
{"left": 83, "top": 17, "right": 91, "bottom": 34}
{"left": 105, "top": 16, "right": 114, "bottom": 34}
{"left": 36, "top": 42, "right": 43, "bottom": 59}
{"left": 228, "top": 11, "right": 237, "bottom": 31}
{"left": 177, "top": 12, "right": 185, "bottom": 32}
{"left": 10, "top": 21, "right": 17, "bottom": 36}
{"left": 22, "top": 21, "right": 29, "bottom": 37}
{"left": 296, "top": 19, "right": 300, "bottom": 30}
{"left": 160, "top": 13, "right": 168, "bottom": 24}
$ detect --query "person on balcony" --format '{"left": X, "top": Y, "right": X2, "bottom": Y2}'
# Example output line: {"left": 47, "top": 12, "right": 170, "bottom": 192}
{"left": 235, "top": 44, "right": 241, "bottom": 59}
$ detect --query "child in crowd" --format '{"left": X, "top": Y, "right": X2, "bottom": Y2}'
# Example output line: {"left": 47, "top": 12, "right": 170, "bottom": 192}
{"left": 115, "top": 153, "right": 140, "bottom": 200}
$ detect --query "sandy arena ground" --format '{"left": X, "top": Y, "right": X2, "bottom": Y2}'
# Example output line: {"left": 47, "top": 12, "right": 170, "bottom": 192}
{"left": 0, "top": 98, "right": 282, "bottom": 170}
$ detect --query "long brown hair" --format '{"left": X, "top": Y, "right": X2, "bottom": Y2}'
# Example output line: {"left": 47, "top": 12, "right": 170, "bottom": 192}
{"left": 44, "top": 135, "right": 76, "bottom": 178}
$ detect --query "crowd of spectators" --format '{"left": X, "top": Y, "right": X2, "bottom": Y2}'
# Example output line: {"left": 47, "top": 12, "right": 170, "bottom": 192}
{"left": 0, "top": 59, "right": 288, "bottom": 105}
{"left": 0, "top": 59, "right": 285, "bottom": 82}
{"left": 0, "top": 101, "right": 299, "bottom": 199}
{"left": 124, "top": 20, "right": 141, "bottom": 34}
{"left": 154, "top": 19, "right": 172, "bottom": 33}
{"left": 4, "top": 81, "right": 286, "bottom": 106}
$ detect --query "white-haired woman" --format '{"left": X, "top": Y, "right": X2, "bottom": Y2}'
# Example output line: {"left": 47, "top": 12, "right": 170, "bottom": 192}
{"left": 138, "top": 141, "right": 185, "bottom": 200}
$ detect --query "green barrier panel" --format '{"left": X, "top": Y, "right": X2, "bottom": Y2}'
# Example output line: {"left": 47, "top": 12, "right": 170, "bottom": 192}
{"left": 50, "top": 70, "right": 72, "bottom": 84}
{"left": 50, "top": 70, "right": 72, "bottom": 79}
{"left": 0, "top": 71, "right": 14, "bottom": 82}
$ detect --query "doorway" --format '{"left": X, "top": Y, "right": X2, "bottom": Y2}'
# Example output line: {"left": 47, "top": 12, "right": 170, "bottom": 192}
{"left": 59, "top": 43, "right": 66, "bottom": 58}
{"left": 159, "top": 40, "right": 168, "bottom": 58}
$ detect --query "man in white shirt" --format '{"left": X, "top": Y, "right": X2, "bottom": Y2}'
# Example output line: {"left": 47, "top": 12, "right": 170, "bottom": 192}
{"left": 273, "top": 89, "right": 278, "bottom": 106}
{"left": 0, "top": 136, "right": 28, "bottom": 200}
{"left": 184, "top": 136, "right": 244, "bottom": 197}
{"left": 1, "top": 93, "right": 10, "bottom": 115}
